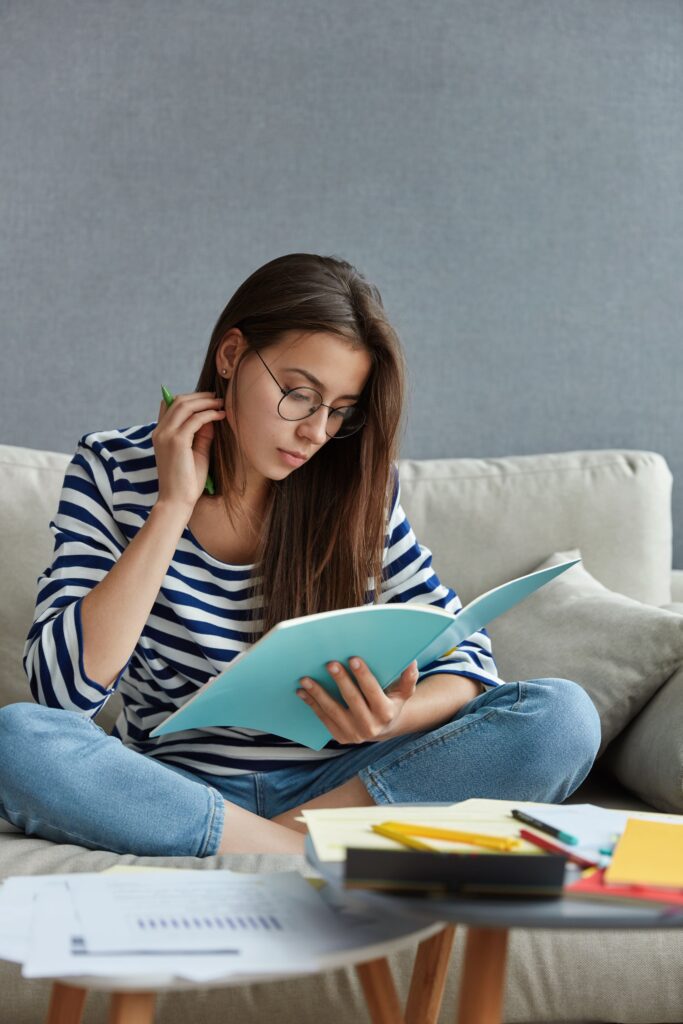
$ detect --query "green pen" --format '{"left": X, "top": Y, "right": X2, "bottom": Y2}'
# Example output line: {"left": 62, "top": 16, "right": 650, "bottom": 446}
{"left": 160, "top": 385, "right": 215, "bottom": 495}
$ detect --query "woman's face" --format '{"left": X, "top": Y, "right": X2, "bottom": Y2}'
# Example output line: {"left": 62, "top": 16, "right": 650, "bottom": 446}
{"left": 217, "top": 329, "right": 373, "bottom": 494}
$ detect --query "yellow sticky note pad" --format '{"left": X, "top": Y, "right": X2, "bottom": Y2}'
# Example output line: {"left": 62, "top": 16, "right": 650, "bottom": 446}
{"left": 605, "top": 818, "right": 683, "bottom": 889}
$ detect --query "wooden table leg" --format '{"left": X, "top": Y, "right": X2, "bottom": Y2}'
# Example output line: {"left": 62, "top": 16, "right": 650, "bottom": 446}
{"left": 356, "top": 956, "right": 405, "bottom": 1024}
{"left": 405, "top": 924, "right": 456, "bottom": 1024}
{"left": 456, "top": 926, "right": 509, "bottom": 1024}
{"left": 45, "top": 982, "right": 88, "bottom": 1024}
{"left": 107, "top": 991, "right": 156, "bottom": 1024}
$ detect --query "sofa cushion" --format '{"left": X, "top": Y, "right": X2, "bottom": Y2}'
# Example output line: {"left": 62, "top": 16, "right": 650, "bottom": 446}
{"left": 602, "top": 656, "right": 683, "bottom": 814}
{"left": 0, "top": 445, "right": 75, "bottom": 710}
{"left": 487, "top": 550, "right": 683, "bottom": 757}
{"left": 398, "top": 449, "right": 673, "bottom": 607}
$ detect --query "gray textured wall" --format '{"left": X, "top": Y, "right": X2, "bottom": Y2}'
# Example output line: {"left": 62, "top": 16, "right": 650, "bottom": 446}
{"left": 2, "top": 1, "right": 683, "bottom": 564}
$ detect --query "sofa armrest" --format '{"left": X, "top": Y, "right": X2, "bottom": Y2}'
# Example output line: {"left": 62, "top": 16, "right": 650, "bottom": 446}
{"left": 602, "top": 660, "right": 683, "bottom": 814}
{"left": 672, "top": 569, "right": 683, "bottom": 603}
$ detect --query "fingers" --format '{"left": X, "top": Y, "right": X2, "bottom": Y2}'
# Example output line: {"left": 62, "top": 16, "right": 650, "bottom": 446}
{"left": 295, "top": 659, "right": 420, "bottom": 745}
{"left": 174, "top": 391, "right": 217, "bottom": 399}
{"left": 158, "top": 392, "right": 224, "bottom": 429}
{"left": 382, "top": 667, "right": 418, "bottom": 707}
{"left": 185, "top": 406, "right": 226, "bottom": 437}
{"left": 163, "top": 402, "right": 226, "bottom": 441}
{"left": 298, "top": 675, "right": 351, "bottom": 735}
{"left": 297, "top": 659, "right": 399, "bottom": 743}
{"left": 297, "top": 690, "right": 346, "bottom": 743}
{"left": 396, "top": 660, "right": 419, "bottom": 694}
{"left": 331, "top": 658, "right": 392, "bottom": 717}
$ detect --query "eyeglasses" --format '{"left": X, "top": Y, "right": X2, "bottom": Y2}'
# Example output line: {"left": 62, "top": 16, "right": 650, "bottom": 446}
{"left": 253, "top": 349, "right": 366, "bottom": 439}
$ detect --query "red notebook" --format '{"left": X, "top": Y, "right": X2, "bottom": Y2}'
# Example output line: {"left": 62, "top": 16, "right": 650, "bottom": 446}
{"left": 565, "top": 867, "right": 683, "bottom": 909}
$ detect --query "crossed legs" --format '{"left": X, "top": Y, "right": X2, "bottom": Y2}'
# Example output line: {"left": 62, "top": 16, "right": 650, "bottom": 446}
{"left": 217, "top": 775, "right": 374, "bottom": 853}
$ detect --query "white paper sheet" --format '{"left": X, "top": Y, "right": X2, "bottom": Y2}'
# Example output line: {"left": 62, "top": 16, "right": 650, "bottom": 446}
{"left": 0, "top": 869, "right": 434, "bottom": 982}
{"left": 0, "top": 874, "right": 79, "bottom": 966}
{"left": 67, "top": 870, "right": 340, "bottom": 956}
{"left": 0, "top": 883, "right": 33, "bottom": 963}
{"left": 21, "top": 880, "right": 265, "bottom": 982}
{"left": 515, "top": 803, "right": 626, "bottom": 859}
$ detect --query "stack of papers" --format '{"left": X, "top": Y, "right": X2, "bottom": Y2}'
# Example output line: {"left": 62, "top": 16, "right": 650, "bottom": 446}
{"left": 0, "top": 867, "right": 436, "bottom": 982}
{"left": 300, "top": 798, "right": 683, "bottom": 868}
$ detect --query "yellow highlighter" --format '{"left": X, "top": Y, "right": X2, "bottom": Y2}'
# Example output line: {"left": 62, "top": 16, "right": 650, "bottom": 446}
{"left": 376, "top": 821, "right": 522, "bottom": 852}
{"left": 371, "top": 824, "right": 436, "bottom": 851}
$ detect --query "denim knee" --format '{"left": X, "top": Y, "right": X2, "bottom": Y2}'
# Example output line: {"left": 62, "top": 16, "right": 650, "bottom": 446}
{"left": 0, "top": 701, "right": 56, "bottom": 761}
{"left": 0, "top": 701, "right": 223, "bottom": 857}
{"left": 0, "top": 700, "right": 89, "bottom": 752}
{"left": 522, "top": 678, "right": 601, "bottom": 800}
{"left": 0, "top": 701, "right": 86, "bottom": 733}
{"left": 0, "top": 703, "right": 80, "bottom": 795}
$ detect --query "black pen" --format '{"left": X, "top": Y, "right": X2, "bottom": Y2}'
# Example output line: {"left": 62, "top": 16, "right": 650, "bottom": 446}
{"left": 511, "top": 809, "right": 579, "bottom": 846}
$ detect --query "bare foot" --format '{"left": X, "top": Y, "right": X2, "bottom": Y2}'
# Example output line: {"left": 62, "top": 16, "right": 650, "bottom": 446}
{"left": 218, "top": 800, "right": 306, "bottom": 855}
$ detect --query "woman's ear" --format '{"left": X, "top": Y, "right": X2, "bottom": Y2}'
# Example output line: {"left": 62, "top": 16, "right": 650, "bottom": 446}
{"left": 217, "top": 328, "right": 249, "bottom": 377}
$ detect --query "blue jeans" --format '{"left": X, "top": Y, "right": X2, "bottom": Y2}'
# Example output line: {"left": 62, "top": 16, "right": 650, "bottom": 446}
{"left": 0, "top": 679, "right": 600, "bottom": 858}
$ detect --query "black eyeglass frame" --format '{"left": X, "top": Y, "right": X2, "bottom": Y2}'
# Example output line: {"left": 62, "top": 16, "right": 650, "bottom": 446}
{"left": 252, "top": 348, "right": 366, "bottom": 439}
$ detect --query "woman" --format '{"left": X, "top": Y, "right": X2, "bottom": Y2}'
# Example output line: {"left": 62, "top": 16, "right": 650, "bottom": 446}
{"left": 0, "top": 253, "right": 600, "bottom": 857}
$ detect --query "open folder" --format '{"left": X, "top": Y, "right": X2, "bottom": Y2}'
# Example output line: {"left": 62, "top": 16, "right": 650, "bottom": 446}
{"left": 150, "top": 558, "right": 579, "bottom": 749}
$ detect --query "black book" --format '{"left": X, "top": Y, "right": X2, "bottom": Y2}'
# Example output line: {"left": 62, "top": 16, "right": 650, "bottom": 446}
{"left": 344, "top": 849, "right": 566, "bottom": 899}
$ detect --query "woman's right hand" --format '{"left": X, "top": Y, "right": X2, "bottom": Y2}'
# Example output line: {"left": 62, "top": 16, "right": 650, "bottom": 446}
{"left": 152, "top": 391, "right": 226, "bottom": 511}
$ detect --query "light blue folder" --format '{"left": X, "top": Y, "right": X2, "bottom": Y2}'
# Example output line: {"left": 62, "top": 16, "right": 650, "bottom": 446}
{"left": 150, "top": 558, "right": 579, "bottom": 750}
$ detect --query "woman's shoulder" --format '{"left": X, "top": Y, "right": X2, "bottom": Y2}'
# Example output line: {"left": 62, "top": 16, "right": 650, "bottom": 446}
{"left": 77, "top": 422, "right": 156, "bottom": 469}
{"left": 71, "top": 423, "right": 158, "bottom": 507}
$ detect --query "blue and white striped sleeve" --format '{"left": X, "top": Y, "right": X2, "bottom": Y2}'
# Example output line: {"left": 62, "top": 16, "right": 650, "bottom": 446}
{"left": 22, "top": 435, "right": 132, "bottom": 716}
{"left": 379, "top": 467, "right": 503, "bottom": 689}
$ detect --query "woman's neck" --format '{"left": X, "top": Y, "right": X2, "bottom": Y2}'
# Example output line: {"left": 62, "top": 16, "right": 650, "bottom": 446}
{"left": 203, "top": 488, "right": 269, "bottom": 536}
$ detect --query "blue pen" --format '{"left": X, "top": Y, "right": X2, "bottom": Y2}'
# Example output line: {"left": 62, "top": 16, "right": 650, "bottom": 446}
{"left": 511, "top": 809, "right": 579, "bottom": 846}
{"left": 161, "top": 385, "right": 215, "bottom": 495}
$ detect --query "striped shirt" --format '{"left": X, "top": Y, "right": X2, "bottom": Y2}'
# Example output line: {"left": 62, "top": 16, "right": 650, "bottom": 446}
{"left": 23, "top": 423, "right": 502, "bottom": 776}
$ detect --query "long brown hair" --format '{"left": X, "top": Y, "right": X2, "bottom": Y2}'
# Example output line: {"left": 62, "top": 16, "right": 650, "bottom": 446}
{"left": 194, "top": 253, "right": 407, "bottom": 641}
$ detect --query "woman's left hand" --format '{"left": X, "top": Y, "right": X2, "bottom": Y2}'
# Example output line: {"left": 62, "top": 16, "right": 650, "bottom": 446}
{"left": 296, "top": 657, "right": 419, "bottom": 744}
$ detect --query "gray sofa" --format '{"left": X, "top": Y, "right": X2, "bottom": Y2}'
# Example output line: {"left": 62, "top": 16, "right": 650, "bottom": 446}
{"left": 1, "top": 442, "right": 682, "bottom": 1023}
